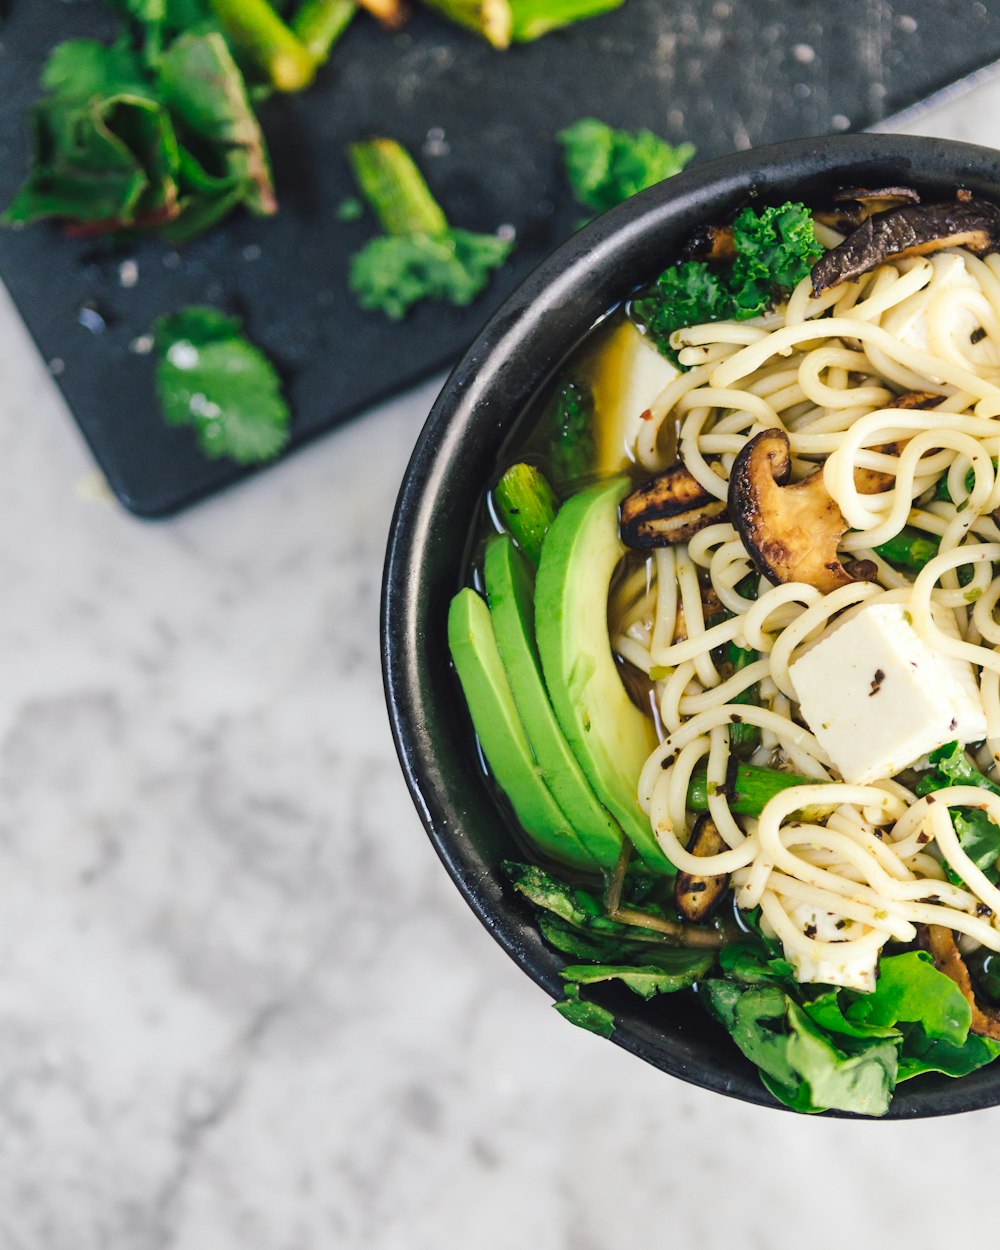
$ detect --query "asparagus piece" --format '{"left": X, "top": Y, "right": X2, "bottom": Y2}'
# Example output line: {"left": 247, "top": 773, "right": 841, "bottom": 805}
{"left": 509, "top": 0, "right": 624, "bottom": 40}
{"left": 292, "top": 0, "right": 359, "bottom": 61}
{"left": 347, "top": 138, "right": 448, "bottom": 237}
{"left": 687, "top": 762, "right": 823, "bottom": 816}
{"left": 494, "top": 463, "right": 558, "bottom": 567}
{"left": 208, "top": 0, "right": 316, "bottom": 91}
{"left": 872, "top": 526, "right": 940, "bottom": 573}
{"left": 725, "top": 642, "right": 760, "bottom": 759}
{"left": 421, "top": 0, "right": 514, "bottom": 49}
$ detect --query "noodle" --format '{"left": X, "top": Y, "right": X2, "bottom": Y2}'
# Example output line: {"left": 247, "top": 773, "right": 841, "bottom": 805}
{"left": 619, "top": 246, "right": 1000, "bottom": 986}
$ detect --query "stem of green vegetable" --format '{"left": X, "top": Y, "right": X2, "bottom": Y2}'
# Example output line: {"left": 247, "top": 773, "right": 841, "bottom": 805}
{"left": 420, "top": 0, "right": 514, "bottom": 49}
{"left": 208, "top": 0, "right": 317, "bottom": 92}
{"left": 292, "top": 0, "right": 359, "bottom": 63}
{"left": 348, "top": 138, "right": 449, "bottom": 237}
{"left": 509, "top": 0, "right": 624, "bottom": 41}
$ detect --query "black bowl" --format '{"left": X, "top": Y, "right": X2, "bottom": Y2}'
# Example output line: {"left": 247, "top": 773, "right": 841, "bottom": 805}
{"left": 382, "top": 133, "right": 1000, "bottom": 1118}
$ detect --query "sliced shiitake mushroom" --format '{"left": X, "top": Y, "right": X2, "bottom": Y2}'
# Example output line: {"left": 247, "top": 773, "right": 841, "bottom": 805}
{"left": 812, "top": 196, "right": 1000, "bottom": 294}
{"left": 923, "top": 924, "right": 1000, "bottom": 1041}
{"left": 674, "top": 813, "right": 730, "bottom": 923}
{"left": 729, "top": 428, "right": 854, "bottom": 593}
{"left": 681, "top": 222, "right": 736, "bottom": 264}
{"left": 814, "top": 185, "right": 921, "bottom": 233}
{"left": 620, "top": 461, "right": 728, "bottom": 549}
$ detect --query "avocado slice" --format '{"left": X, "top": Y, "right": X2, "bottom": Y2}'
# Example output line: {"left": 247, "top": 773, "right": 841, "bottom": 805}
{"left": 447, "top": 588, "right": 599, "bottom": 872}
{"left": 534, "top": 477, "right": 669, "bottom": 871}
{"left": 484, "top": 535, "right": 624, "bottom": 871}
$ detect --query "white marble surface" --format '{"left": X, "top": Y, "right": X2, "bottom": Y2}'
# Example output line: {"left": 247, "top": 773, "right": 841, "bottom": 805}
{"left": 5, "top": 77, "right": 1000, "bottom": 1250}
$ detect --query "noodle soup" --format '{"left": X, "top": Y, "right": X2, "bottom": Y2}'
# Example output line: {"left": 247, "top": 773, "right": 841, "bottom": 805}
{"left": 446, "top": 187, "right": 1000, "bottom": 1115}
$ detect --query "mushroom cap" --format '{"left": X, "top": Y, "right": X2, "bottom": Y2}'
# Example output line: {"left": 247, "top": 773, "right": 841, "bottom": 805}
{"left": 728, "top": 428, "right": 854, "bottom": 594}
{"left": 620, "top": 461, "right": 728, "bottom": 549}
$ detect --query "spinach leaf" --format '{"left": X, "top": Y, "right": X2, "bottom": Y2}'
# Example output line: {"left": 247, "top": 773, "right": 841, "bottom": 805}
{"left": 554, "top": 982, "right": 616, "bottom": 1038}
{"left": 562, "top": 950, "right": 714, "bottom": 1000}
{"left": 505, "top": 860, "right": 630, "bottom": 936}
{"left": 897, "top": 1025, "right": 1000, "bottom": 1082}
{"left": 718, "top": 940, "right": 795, "bottom": 985}
{"left": 153, "top": 306, "right": 290, "bottom": 464}
{"left": 916, "top": 741, "right": 1000, "bottom": 799}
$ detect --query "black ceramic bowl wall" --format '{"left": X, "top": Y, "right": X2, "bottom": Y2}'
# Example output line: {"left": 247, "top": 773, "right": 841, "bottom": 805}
{"left": 382, "top": 133, "right": 1000, "bottom": 1118}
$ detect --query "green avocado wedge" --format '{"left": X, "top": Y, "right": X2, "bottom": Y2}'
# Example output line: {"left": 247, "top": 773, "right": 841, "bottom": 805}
{"left": 447, "top": 588, "right": 600, "bottom": 873}
{"left": 484, "top": 535, "right": 624, "bottom": 871}
{"left": 534, "top": 476, "right": 668, "bottom": 871}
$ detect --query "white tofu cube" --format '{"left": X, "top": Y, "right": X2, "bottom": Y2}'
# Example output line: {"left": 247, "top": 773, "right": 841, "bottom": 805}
{"left": 784, "top": 903, "right": 880, "bottom": 992}
{"left": 589, "top": 321, "right": 679, "bottom": 474}
{"left": 788, "top": 601, "right": 987, "bottom": 785}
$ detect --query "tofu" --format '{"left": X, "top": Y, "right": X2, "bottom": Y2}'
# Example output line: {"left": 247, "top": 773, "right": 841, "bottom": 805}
{"left": 589, "top": 321, "right": 679, "bottom": 474}
{"left": 788, "top": 601, "right": 987, "bottom": 785}
{"left": 883, "top": 253, "right": 999, "bottom": 366}
{"left": 784, "top": 903, "right": 880, "bottom": 992}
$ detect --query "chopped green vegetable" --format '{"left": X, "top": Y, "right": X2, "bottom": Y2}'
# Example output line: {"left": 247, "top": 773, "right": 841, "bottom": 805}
{"left": 546, "top": 380, "right": 595, "bottom": 487}
{"left": 494, "top": 463, "right": 559, "bottom": 566}
{"left": 348, "top": 137, "right": 512, "bottom": 319}
{"left": 633, "top": 201, "right": 822, "bottom": 361}
{"left": 686, "top": 761, "right": 824, "bottom": 817}
{"left": 554, "top": 982, "right": 616, "bottom": 1037}
{"left": 207, "top": 0, "right": 316, "bottom": 91}
{"left": 510, "top": 0, "right": 624, "bottom": 40}
{"left": 725, "top": 642, "right": 760, "bottom": 758}
{"left": 871, "top": 525, "right": 940, "bottom": 572}
{"left": 291, "top": 0, "right": 359, "bottom": 63}
{"left": 153, "top": 306, "right": 291, "bottom": 464}
{"left": 717, "top": 940, "right": 795, "bottom": 985}
{"left": 558, "top": 117, "right": 695, "bottom": 214}
{"left": 420, "top": 0, "right": 514, "bottom": 48}
{"left": 4, "top": 25, "right": 276, "bottom": 239}
{"left": 897, "top": 1028, "right": 1000, "bottom": 1082}
{"left": 917, "top": 740, "right": 1000, "bottom": 799}
{"left": 562, "top": 950, "right": 713, "bottom": 1000}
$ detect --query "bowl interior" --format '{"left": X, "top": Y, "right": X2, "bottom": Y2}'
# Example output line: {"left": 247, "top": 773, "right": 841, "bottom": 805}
{"left": 383, "top": 133, "right": 1000, "bottom": 1118}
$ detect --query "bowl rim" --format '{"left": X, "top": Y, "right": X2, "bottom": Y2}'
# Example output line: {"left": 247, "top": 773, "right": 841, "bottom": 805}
{"left": 382, "top": 132, "right": 1000, "bottom": 1119}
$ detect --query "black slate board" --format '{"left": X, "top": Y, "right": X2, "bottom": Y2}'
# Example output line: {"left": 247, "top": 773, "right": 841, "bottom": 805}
{"left": 2, "top": 0, "right": 1000, "bottom": 515}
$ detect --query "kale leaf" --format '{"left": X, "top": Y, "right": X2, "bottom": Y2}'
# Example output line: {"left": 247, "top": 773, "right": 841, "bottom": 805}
{"left": 153, "top": 306, "right": 290, "bottom": 464}
{"left": 633, "top": 201, "right": 822, "bottom": 361}
{"left": 348, "top": 138, "right": 512, "bottom": 320}
{"left": 558, "top": 117, "right": 695, "bottom": 214}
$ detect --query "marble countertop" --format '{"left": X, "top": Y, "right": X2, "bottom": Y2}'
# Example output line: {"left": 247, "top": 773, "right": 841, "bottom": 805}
{"left": 5, "top": 72, "right": 1000, "bottom": 1250}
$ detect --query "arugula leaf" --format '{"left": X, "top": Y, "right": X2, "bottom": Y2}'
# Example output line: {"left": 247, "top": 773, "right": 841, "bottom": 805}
{"left": 554, "top": 982, "right": 616, "bottom": 1038}
{"left": 562, "top": 952, "right": 713, "bottom": 1000}
{"left": 897, "top": 1025, "right": 1000, "bottom": 1082}
{"left": 153, "top": 306, "right": 290, "bottom": 464}
{"left": 558, "top": 117, "right": 695, "bottom": 214}
{"left": 633, "top": 201, "right": 822, "bottom": 361}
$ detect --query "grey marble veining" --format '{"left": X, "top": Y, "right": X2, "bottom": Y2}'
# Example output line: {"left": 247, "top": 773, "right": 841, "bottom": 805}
{"left": 4, "top": 77, "right": 1000, "bottom": 1249}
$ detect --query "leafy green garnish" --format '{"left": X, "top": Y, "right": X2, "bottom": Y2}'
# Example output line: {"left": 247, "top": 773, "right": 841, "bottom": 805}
{"left": 717, "top": 940, "right": 795, "bottom": 985}
{"left": 347, "top": 138, "right": 512, "bottom": 320}
{"left": 916, "top": 741, "right": 1000, "bottom": 799}
{"left": 913, "top": 743, "right": 1000, "bottom": 887}
{"left": 546, "top": 380, "right": 595, "bottom": 488}
{"left": 562, "top": 950, "right": 714, "bottom": 1000}
{"left": 703, "top": 981, "right": 897, "bottom": 1116}
{"left": 4, "top": 25, "right": 276, "bottom": 239}
{"left": 897, "top": 1027, "right": 1000, "bottom": 1082}
{"left": 153, "top": 306, "right": 290, "bottom": 464}
{"left": 805, "top": 952, "right": 971, "bottom": 1046}
{"left": 633, "top": 201, "right": 823, "bottom": 361}
{"left": 554, "top": 982, "right": 616, "bottom": 1038}
{"left": 558, "top": 117, "right": 695, "bottom": 214}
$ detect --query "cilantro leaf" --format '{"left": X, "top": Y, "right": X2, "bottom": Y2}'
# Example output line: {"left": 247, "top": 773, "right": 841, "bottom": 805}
{"left": 633, "top": 201, "right": 822, "bottom": 361}
{"left": 153, "top": 306, "right": 290, "bottom": 464}
{"left": 558, "top": 117, "right": 695, "bottom": 214}
{"left": 349, "top": 229, "right": 512, "bottom": 321}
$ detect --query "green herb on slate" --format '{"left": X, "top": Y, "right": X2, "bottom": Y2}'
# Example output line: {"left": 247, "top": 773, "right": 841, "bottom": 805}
{"left": 153, "top": 306, "right": 290, "bottom": 464}
{"left": 558, "top": 117, "right": 695, "bottom": 214}
{"left": 348, "top": 137, "right": 512, "bottom": 320}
